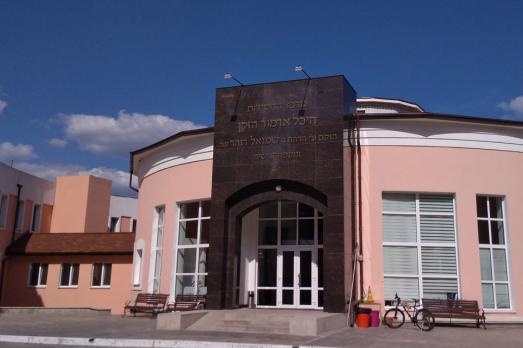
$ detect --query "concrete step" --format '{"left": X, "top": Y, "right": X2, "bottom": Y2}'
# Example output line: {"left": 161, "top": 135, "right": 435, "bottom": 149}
{"left": 214, "top": 319, "right": 290, "bottom": 334}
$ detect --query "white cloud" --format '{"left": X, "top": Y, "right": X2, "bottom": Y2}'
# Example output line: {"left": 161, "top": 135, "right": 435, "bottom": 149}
{"left": 48, "top": 138, "right": 67, "bottom": 148}
{"left": 0, "top": 142, "right": 37, "bottom": 162}
{"left": 0, "top": 99, "right": 6, "bottom": 114}
{"left": 13, "top": 162, "right": 138, "bottom": 196}
{"left": 497, "top": 95, "right": 523, "bottom": 116}
{"left": 62, "top": 110, "right": 204, "bottom": 156}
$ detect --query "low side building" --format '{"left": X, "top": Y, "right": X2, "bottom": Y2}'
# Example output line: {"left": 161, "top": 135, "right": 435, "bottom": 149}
{"left": 0, "top": 175, "right": 137, "bottom": 315}
{"left": 1, "top": 233, "right": 133, "bottom": 314}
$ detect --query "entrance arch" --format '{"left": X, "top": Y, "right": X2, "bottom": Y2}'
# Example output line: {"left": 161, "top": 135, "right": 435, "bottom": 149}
{"left": 238, "top": 200, "right": 324, "bottom": 308}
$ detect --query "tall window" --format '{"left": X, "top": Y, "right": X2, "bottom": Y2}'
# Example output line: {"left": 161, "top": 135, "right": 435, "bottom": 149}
{"left": 15, "top": 201, "right": 25, "bottom": 230}
{"left": 174, "top": 200, "right": 210, "bottom": 296}
{"left": 477, "top": 196, "right": 511, "bottom": 309}
{"left": 28, "top": 263, "right": 48, "bottom": 287}
{"left": 382, "top": 193, "right": 459, "bottom": 303}
{"left": 133, "top": 248, "right": 143, "bottom": 287}
{"left": 31, "top": 204, "right": 41, "bottom": 232}
{"left": 60, "top": 263, "right": 80, "bottom": 287}
{"left": 151, "top": 206, "right": 165, "bottom": 293}
{"left": 109, "top": 217, "right": 119, "bottom": 232}
{"left": 92, "top": 263, "right": 112, "bottom": 287}
{"left": 0, "top": 194, "right": 8, "bottom": 229}
{"left": 132, "top": 219, "right": 137, "bottom": 233}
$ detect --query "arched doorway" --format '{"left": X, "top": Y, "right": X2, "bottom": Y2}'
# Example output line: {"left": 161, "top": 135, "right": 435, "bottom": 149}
{"left": 238, "top": 200, "right": 324, "bottom": 309}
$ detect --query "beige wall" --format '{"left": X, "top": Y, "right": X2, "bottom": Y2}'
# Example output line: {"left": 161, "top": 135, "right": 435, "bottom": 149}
{"left": 1, "top": 254, "right": 133, "bottom": 315}
{"left": 356, "top": 146, "right": 523, "bottom": 319}
{"left": 50, "top": 176, "right": 111, "bottom": 233}
{"left": 120, "top": 216, "right": 131, "bottom": 233}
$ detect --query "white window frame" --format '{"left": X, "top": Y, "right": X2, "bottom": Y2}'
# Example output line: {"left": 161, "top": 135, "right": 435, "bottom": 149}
{"left": 27, "top": 263, "right": 48, "bottom": 288}
{"left": 382, "top": 193, "right": 461, "bottom": 303}
{"left": 477, "top": 195, "right": 512, "bottom": 311}
{"left": 148, "top": 206, "right": 165, "bottom": 293}
{"left": 59, "top": 263, "right": 79, "bottom": 288}
{"left": 255, "top": 200, "right": 324, "bottom": 309}
{"left": 0, "top": 194, "right": 9, "bottom": 229}
{"left": 91, "top": 263, "right": 112, "bottom": 288}
{"left": 31, "top": 204, "right": 42, "bottom": 233}
{"left": 171, "top": 200, "right": 210, "bottom": 300}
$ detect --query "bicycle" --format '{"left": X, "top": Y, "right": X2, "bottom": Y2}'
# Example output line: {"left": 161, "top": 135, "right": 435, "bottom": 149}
{"left": 383, "top": 293, "right": 435, "bottom": 331}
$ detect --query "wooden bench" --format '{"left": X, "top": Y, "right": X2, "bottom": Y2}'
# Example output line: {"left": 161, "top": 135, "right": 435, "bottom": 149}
{"left": 166, "top": 295, "right": 206, "bottom": 312}
{"left": 422, "top": 298, "right": 486, "bottom": 329}
{"left": 124, "top": 293, "right": 169, "bottom": 316}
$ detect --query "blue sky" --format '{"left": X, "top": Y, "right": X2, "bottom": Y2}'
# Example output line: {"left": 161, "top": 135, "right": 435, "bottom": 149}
{"left": 0, "top": 1, "right": 522, "bottom": 195}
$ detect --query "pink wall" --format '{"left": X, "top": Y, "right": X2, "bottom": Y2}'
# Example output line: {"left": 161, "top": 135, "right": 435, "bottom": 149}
{"left": 355, "top": 146, "right": 523, "bottom": 318}
{"left": 134, "top": 160, "right": 213, "bottom": 295}
{"left": 1, "top": 255, "right": 133, "bottom": 315}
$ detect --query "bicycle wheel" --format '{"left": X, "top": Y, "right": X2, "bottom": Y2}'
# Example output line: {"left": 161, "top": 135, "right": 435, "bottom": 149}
{"left": 415, "top": 309, "right": 435, "bottom": 331}
{"left": 383, "top": 308, "right": 405, "bottom": 328}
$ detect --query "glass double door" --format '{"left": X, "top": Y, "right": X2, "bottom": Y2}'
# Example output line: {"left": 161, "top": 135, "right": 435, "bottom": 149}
{"left": 257, "top": 246, "right": 321, "bottom": 308}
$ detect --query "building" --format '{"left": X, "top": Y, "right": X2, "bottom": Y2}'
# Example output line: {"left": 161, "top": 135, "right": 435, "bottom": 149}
{"left": 0, "top": 162, "right": 55, "bottom": 278}
{"left": 130, "top": 76, "right": 523, "bottom": 321}
{"left": 0, "top": 171, "right": 138, "bottom": 314}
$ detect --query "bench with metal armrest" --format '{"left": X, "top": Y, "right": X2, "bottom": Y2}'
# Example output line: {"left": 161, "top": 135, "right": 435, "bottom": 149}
{"left": 166, "top": 295, "right": 206, "bottom": 312}
{"left": 124, "top": 293, "right": 169, "bottom": 316}
{"left": 422, "top": 298, "right": 486, "bottom": 329}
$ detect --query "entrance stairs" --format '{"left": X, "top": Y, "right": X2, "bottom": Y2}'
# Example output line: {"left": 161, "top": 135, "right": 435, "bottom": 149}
{"left": 157, "top": 308, "right": 347, "bottom": 336}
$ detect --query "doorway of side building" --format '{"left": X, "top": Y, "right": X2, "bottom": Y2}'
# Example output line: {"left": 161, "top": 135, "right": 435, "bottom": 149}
{"left": 239, "top": 200, "right": 324, "bottom": 309}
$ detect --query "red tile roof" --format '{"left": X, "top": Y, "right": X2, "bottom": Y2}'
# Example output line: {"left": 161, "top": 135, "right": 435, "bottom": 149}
{"left": 6, "top": 233, "right": 134, "bottom": 256}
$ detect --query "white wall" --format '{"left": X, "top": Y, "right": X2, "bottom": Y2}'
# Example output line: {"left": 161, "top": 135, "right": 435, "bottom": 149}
{"left": 0, "top": 161, "right": 55, "bottom": 204}
{"left": 108, "top": 195, "right": 138, "bottom": 232}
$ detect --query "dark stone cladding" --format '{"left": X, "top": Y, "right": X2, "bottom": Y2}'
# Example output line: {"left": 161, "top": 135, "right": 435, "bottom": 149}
{"left": 207, "top": 75, "right": 356, "bottom": 313}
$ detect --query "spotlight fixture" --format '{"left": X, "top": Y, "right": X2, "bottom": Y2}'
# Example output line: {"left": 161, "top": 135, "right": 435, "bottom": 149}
{"left": 224, "top": 72, "right": 244, "bottom": 86}
{"left": 294, "top": 65, "right": 311, "bottom": 79}
{"left": 275, "top": 185, "right": 282, "bottom": 192}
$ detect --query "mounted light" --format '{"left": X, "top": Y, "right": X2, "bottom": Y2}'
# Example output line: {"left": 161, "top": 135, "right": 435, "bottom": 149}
{"left": 223, "top": 72, "right": 244, "bottom": 86}
{"left": 275, "top": 185, "right": 282, "bottom": 192}
{"left": 294, "top": 65, "right": 311, "bottom": 79}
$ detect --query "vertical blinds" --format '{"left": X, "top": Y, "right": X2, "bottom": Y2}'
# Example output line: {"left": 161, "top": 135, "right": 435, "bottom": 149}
{"left": 383, "top": 193, "right": 458, "bottom": 301}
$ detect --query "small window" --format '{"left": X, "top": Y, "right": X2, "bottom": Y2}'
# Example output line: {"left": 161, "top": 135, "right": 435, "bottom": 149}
{"left": 60, "top": 263, "right": 79, "bottom": 287}
{"left": 109, "top": 217, "right": 119, "bottom": 232}
{"left": 132, "top": 219, "right": 137, "bottom": 233}
{"left": 28, "top": 263, "right": 48, "bottom": 287}
{"left": 92, "top": 263, "right": 112, "bottom": 287}
{"left": 31, "top": 204, "right": 41, "bottom": 232}
{"left": 15, "top": 201, "right": 25, "bottom": 230}
{"left": 0, "top": 195, "right": 8, "bottom": 229}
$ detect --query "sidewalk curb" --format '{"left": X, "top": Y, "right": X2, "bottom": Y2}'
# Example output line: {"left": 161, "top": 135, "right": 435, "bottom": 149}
{"left": 0, "top": 334, "right": 335, "bottom": 348}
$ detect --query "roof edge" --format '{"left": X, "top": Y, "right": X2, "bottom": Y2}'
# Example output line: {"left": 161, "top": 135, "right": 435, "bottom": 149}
{"left": 360, "top": 112, "right": 523, "bottom": 128}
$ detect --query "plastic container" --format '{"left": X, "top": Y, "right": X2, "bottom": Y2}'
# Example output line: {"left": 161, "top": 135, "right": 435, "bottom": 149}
{"left": 356, "top": 307, "right": 371, "bottom": 328}
{"left": 369, "top": 310, "right": 380, "bottom": 327}
{"left": 356, "top": 313, "right": 370, "bottom": 328}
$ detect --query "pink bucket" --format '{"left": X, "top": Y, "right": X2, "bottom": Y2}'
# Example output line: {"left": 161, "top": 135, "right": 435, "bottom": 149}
{"left": 369, "top": 310, "right": 380, "bottom": 327}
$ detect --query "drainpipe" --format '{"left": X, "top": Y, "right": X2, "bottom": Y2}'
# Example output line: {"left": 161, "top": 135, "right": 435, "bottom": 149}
{"left": 356, "top": 113, "right": 364, "bottom": 297}
{"left": 11, "top": 184, "right": 23, "bottom": 243}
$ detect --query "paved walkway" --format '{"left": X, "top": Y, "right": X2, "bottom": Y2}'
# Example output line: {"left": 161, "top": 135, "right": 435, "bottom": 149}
{"left": 1, "top": 313, "right": 523, "bottom": 347}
